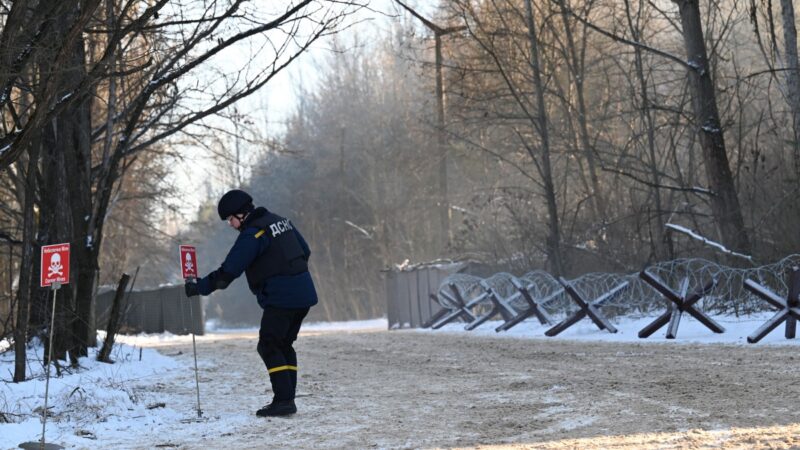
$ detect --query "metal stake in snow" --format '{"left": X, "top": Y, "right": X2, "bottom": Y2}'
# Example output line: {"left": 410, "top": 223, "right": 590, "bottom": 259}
{"left": 41, "top": 283, "right": 60, "bottom": 447}
{"left": 20, "top": 243, "right": 70, "bottom": 450}
{"left": 187, "top": 277, "right": 202, "bottom": 418}
{"left": 179, "top": 245, "right": 203, "bottom": 420}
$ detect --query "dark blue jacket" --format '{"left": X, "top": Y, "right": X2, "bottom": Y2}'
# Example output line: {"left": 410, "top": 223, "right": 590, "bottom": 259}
{"left": 197, "top": 207, "right": 318, "bottom": 309}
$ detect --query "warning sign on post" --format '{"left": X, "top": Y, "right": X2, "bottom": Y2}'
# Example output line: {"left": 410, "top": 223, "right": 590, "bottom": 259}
{"left": 180, "top": 245, "right": 198, "bottom": 280}
{"left": 41, "top": 243, "right": 70, "bottom": 287}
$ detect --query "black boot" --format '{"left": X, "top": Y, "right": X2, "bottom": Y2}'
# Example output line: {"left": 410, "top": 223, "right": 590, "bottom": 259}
{"left": 256, "top": 399, "right": 297, "bottom": 417}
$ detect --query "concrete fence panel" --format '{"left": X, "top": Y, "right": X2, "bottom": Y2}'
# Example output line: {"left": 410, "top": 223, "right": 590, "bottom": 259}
{"left": 97, "top": 284, "right": 204, "bottom": 335}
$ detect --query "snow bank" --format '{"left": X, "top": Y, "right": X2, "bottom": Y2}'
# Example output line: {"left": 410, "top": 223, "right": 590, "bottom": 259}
{"left": 0, "top": 338, "right": 182, "bottom": 447}
{"left": 420, "top": 311, "right": 800, "bottom": 346}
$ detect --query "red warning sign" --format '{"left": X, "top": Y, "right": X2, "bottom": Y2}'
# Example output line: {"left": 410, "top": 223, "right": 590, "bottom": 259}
{"left": 41, "top": 243, "right": 70, "bottom": 287}
{"left": 180, "top": 245, "right": 198, "bottom": 279}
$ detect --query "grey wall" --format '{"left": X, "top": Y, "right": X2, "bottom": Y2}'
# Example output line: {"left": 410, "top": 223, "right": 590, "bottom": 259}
{"left": 385, "top": 262, "right": 467, "bottom": 329}
{"left": 96, "top": 284, "right": 204, "bottom": 335}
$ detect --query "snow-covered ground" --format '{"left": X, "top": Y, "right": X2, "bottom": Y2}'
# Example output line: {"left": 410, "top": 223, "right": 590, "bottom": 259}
{"left": 0, "top": 312, "right": 797, "bottom": 449}
{"left": 0, "top": 319, "right": 388, "bottom": 449}
{"left": 0, "top": 337, "right": 183, "bottom": 448}
{"left": 423, "top": 311, "right": 800, "bottom": 346}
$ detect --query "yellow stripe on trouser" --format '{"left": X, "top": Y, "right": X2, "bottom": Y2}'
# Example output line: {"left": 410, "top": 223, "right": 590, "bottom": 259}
{"left": 268, "top": 365, "right": 298, "bottom": 374}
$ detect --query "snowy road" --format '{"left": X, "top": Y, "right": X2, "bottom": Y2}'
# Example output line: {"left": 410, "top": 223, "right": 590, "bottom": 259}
{"left": 0, "top": 318, "right": 800, "bottom": 450}
{"left": 105, "top": 327, "right": 800, "bottom": 448}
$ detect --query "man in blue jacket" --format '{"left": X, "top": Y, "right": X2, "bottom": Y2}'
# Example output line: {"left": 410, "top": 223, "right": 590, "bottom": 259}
{"left": 185, "top": 189, "right": 318, "bottom": 417}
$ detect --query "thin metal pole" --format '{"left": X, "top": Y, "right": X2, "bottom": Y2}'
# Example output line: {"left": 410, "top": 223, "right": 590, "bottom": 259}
{"left": 186, "top": 281, "right": 202, "bottom": 417}
{"left": 42, "top": 283, "right": 59, "bottom": 448}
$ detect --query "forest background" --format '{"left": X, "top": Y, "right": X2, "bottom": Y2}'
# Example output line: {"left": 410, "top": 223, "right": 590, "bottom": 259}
{"left": 1, "top": 0, "right": 800, "bottom": 368}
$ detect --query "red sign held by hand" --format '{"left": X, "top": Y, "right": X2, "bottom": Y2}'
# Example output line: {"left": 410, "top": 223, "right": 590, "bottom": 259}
{"left": 180, "top": 245, "right": 198, "bottom": 280}
{"left": 41, "top": 243, "right": 70, "bottom": 287}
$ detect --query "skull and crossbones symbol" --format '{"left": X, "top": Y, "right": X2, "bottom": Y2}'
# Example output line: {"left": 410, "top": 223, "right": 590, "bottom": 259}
{"left": 184, "top": 252, "right": 194, "bottom": 274}
{"left": 48, "top": 253, "right": 64, "bottom": 277}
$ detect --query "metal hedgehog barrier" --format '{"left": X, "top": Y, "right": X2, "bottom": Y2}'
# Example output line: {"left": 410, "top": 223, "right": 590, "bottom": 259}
{"left": 414, "top": 255, "right": 800, "bottom": 343}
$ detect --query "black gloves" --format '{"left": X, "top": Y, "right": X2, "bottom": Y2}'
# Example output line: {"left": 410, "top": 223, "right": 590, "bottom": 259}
{"left": 185, "top": 280, "right": 199, "bottom": 297}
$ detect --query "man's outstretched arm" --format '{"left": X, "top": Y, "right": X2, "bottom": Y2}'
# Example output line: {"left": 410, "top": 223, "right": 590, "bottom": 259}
{"left": 186, "top": 232, "right": 260, "bottom": 297}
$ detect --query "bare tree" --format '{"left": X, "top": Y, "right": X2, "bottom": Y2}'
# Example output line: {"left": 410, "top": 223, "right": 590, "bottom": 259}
{"left": 447, "top": 0, "right": 566, "bottom": 274}
{"left": 551, "top": 0, "right": 608, "bottom": 231}
{"left": 2, "top": 0, "right": 360, "bottom": 381}
{"left": 557, "top": 0, "right": 751, "bottom": 255}
{"left": 673, "top": 0, "right": 750, "bottom": 254}
{"left": 394, "top": 1, "right": 466, "bottom": 247}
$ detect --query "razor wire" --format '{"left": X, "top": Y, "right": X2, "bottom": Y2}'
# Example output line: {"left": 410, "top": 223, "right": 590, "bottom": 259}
{"left": 434, "top": 254, "right": 800, "bottom": 319}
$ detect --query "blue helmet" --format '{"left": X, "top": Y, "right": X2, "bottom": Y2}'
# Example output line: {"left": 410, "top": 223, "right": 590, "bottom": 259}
{"left": 217, "top": 189, "right": 254, "bottom": 220}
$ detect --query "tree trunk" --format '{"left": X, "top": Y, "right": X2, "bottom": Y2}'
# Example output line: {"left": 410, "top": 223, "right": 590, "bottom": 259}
{"left": 624, "top": 0, "right": 668, "bottom": 260}
{"left": 36, "top": 10, "right": 89, "bottom": 361}
{"left": 13, "top": 145, "right": 39, "bottom": 382}
{"left": 39, "top": 119, "right": 75, "bottom": 364}
{"left": 556, "top": 0, "right": 608, "bottom": 226}
{"left": 525, "top": 0, "right": 564, "bottom": 275}
{"left": 778, "top": 0, "right": 800, "bottom": 175}
{"left": 674, "top": 0, "right": 751, "bottom": 254}
{"left": 435, "top": 34, "right": 450, "bottom": 247}
{"left": 35, "top": 4, "right": 96, "bottom": 358}
{"left": 62, "top": 29, "right": 95, "bottom": 357}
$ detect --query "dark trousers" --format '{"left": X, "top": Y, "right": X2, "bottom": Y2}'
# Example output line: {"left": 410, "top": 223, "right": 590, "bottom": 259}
{"left": 256, "top": 305, "right": 310, "bottom": 402}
